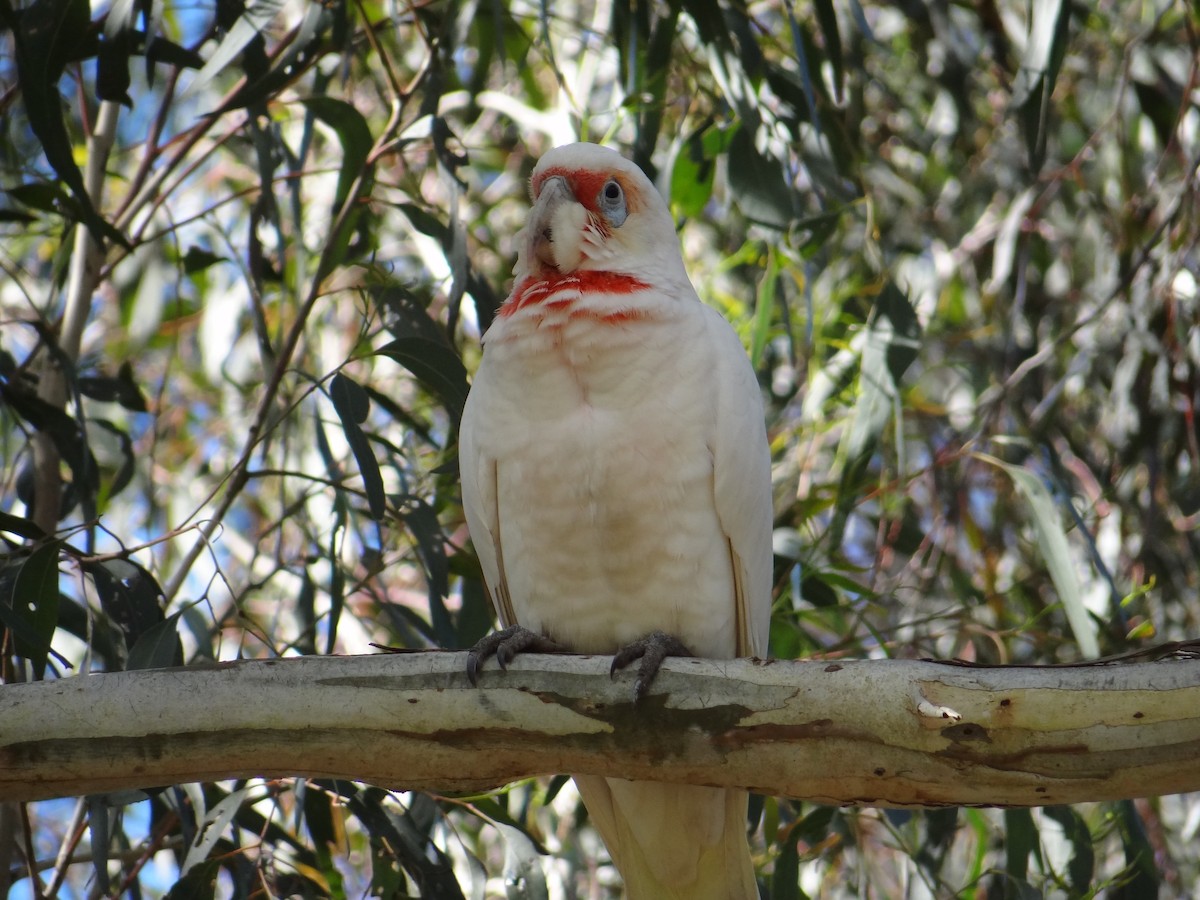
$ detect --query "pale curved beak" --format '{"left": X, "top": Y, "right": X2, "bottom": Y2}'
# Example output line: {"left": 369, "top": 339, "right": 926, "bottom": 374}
{"left": 530, "top": 175, "right": 571, "bottom": 270}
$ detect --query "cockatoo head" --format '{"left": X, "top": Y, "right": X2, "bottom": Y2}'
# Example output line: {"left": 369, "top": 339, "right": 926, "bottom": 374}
{"left": 514, "top": 143, "right": 685, "bottom": 284}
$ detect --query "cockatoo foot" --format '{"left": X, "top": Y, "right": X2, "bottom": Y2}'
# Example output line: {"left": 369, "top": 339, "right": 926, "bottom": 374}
{"left": 610, "top": 630, "right": 693, "bottom": 702}
{"left": 466, "top": 625, "right": 566, "bottom": 684}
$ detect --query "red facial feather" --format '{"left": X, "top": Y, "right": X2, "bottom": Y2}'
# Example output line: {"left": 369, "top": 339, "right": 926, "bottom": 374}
{"left": 532, "top": 166, "right": 638, "bottom": 216}
{"left": 499, "top": 271, "right": 650, "bottom": 319}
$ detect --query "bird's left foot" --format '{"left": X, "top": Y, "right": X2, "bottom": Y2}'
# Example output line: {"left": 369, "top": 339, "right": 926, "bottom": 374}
{"left": 610, "top": 630, "right": 693, "bottom": 702}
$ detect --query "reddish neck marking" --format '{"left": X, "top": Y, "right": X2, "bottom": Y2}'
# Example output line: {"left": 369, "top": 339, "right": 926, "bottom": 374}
{"left": 499, "top": 271, "right": 650, "bottom": 318}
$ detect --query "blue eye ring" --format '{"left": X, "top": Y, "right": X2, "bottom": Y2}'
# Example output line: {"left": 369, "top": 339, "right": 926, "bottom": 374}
{"left": 599, "top": 179, "right": 628, "bottom": 227}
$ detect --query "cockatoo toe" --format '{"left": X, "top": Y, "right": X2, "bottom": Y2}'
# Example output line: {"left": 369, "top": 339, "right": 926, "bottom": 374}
{"left": 466, "top": 624, "right": 567, "bottom": 684}
{"left": 609, "top": 630, "right": 694, "bottom": 702}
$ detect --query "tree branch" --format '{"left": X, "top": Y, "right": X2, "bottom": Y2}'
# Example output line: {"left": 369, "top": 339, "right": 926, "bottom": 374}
{"left": 3, "top": 653, "right": 1198, "bottom": 806}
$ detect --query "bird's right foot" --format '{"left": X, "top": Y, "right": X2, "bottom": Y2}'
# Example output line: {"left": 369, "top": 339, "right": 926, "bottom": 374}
{"left": 466, "top": 625, "right": 566, "bottom": 685}
{"left": 610, "top": 630, "right": 693, "bottom": 702}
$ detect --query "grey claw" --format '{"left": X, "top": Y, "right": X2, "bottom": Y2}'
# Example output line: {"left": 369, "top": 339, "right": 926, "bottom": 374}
{"left": 610, "top": 630, "right": 693, "bottom": 702}
{"left": 466, "top": 625, "right": 566, "bottom": 684}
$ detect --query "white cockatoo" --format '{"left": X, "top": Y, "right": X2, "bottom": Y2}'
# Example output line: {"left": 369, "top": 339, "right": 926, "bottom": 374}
{"left": 459, "top": 142, "right": 772, "bottom": 899}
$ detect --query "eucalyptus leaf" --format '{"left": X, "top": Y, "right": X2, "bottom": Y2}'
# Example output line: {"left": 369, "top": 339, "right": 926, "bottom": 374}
{"left": 977, "top": 454, "right": 1100, "bottom": 659}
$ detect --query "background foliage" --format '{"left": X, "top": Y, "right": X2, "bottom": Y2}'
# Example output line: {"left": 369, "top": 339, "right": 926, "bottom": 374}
{"left": 1, "top": 0, "right": 1198, "bottom": 896}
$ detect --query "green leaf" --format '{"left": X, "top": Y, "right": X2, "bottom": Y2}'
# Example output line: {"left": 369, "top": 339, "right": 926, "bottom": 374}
{"left": 372, "top": 285, "right": 470, "bottom": 429}
{"left": 781, "top": 3, "right": 823, "bottom": 139}
{"left": 876, "top": 281, "right": 921, "bottom": 383}
{"left": 375, "top": 337, "right": 471, "bottom": 430}
{"left": 494, "top": 820, "right": 548, "bottom": 898}
{"left": 0, "top": 208, "right": 39, "bottom": 225}
{"left": 847, "top": 285, "right": 920, "bottom": 464}
{"left": 1, "top": 540, "right": 63, "bottom": 679}
{"left": 631, "top": 3, "right": 680, "bottom": 174}
{"left": 398, "top": 495, "right": 452, "bottom": 647}
{"left": 87, "top": 795, "right": 111, "bottom": 894}
{"left": 1003, "top": 807, "right": 1039, "bottom": 888}
{"left": 831, "top": 283, "right": 921, "bottom": 542}
{"left": 771, "top": 820, "right": 804, "bottom": 900}
{"left": 55, "top": 593, "right": 122, "bottom": 669}
{"left": 303, "top": 781, "right": 338, "bottom": 848}
{"left": 96, "top": 0, "right": 137, "bottom": 105}
{"left": 728, "top": 127, "right": 796, "bottom": 229}
{"left": 1133, "top": 72, "right": 1183, "bottom": 148}
{"left": 302, "top": 95, "right": 375, "bottom": 281}
{"left": 796, "top": 572, "right": 838, "bottom": 609}
{"left": 78, "top": 363, "right": 148, "bottom": 412}
{"left": 6, "top": 180, "right": 76, "bottom": 214}
{"left": 0, "top": 375, "right": 99, "bottom": 517}
{"left": 1113, "top": 799, "right": 1161, "bottom": 896}
{"left": 1042, "top": 805, "right": 1094, "bottom": 893}
{"left": 143, "top": 34, "right": 206, "bottom": 73}
{"left": 812, "top": 0, "right": 843, "bottom": 100}
{"left": 793, "top": 208, "right": 844, "bottom": 257}
{"left": 793, "top": 805, "right": 836, "bottom": 846}
{"left": 215, "top": 1, "right": 334, "bottom": 113}
{"left": 849, "top": 289, "right": 912, "bottom": 465}
{"left": 343, "top": 787, "right": 464, "bottom": 898}
{"left": 669, "top": 137, "right": 712, "bottom": 220}
{"left": 330, "top": 373, "right": 386, "bottom": 521}
{"left": 750, "top": 247, "right": 781, "bottom": 367}
{"left": 543, "top": 774, "right": 571, "bottom": 805}
{"left": 1011, "top": 0, "right": 1070, "bottom": 172}
{"left": 88, "top": 419, "right": 135, "bottom": 509}
{"left": 182, "top": 786, "right": 248, "bottom": 877}
{"left": 182, "top": 246, "right": 227, "bottom": 274}
{"left": 296, "top": 567, "right": 318, "bottom": 655}
{"left": 397, "top": 202, "right": 448, "bottom": 242}
{"left": 313, "top": 411, "right": 349, "bottom": 655}
{"left": 85, "top": 556, "right": 166, "bottom": 651}
{"left": 669, "top": 123, "right": 736, "bottom": 219}
{"left": 183, "top": 0, "right": 287, "bottom": 102}
{"left": 455, "top": 573, "right": 493, "bottom": 648}
{"left": 0, "top": 511, "right": 47, "bottom": 541}
{"left": 330, "top": 371, "right": 369, "bottom": 423}
{"left": 977, "top": 454, "right": 1100, "bottom": 658}
{"left": 164, "top": 857, "right": 220, "bottom": 900}
{"left": 126, "top": 611, "right": 184, "bottom": 670}
{"left": 923, "top": 807, "right": 960, "bottom": 862}
{"left": 2, "top": 0, "right": 129, "bottom": 247}
{"left": 302, "top": 784, "right": 347, "bottom": 898}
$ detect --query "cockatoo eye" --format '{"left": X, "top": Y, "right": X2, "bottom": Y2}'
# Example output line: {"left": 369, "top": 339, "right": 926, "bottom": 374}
{"left": 598, "top": 179, "right": 628, "bottom": 227}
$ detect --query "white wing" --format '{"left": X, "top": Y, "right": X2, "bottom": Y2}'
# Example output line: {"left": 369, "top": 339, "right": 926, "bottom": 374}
{"left": 704, "top": 305, "right": 773, "bottom": 658}
{"left": 458, "top": 366, "right": 516, "bottom": 629}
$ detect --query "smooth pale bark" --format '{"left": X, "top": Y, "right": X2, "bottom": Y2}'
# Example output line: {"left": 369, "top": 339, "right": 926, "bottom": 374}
{"left": 2, "top": 653, "right": 1198, "bottom": 805}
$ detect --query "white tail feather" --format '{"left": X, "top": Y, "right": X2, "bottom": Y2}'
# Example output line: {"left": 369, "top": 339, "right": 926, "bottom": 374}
{"left": 574, "top": 776, "right": 759, "bottom": 899}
